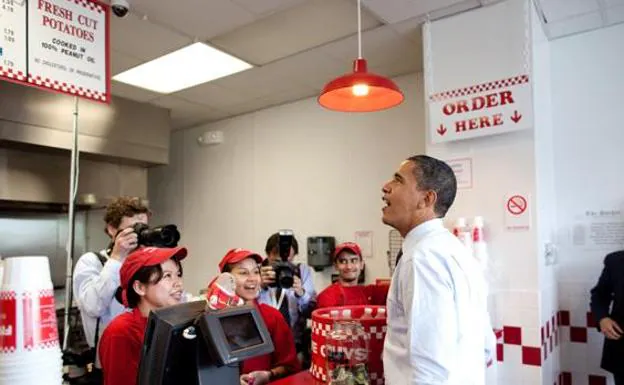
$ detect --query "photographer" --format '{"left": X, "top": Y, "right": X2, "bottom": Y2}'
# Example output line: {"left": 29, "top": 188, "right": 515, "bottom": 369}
{"left": 71, "top": 197, "right": 150, "bottom": 379}
{"left": 258, "top": 232, "right": 316, "bottom": 366}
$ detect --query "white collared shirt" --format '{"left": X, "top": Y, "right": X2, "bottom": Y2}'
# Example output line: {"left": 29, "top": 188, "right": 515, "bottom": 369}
{"left": 72, "top": 250, "right": 126, "bottom": 350}
{"left": 383, "top": 219, "right": 489, "bottom": 385}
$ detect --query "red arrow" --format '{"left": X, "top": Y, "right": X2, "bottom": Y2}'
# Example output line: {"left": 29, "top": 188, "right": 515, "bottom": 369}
{"left": 437, "top": 124, "right": 447, "bottom": 136}
{"left": 510, "top": 110, "right": 522, "bottom": 123}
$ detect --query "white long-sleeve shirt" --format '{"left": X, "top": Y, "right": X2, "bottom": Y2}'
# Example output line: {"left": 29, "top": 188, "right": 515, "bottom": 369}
{"left": 72, "top": 250, "right": 125, "bottom": 351}
{"left": 383, "top": 219, "right": 489, "bottom": 385}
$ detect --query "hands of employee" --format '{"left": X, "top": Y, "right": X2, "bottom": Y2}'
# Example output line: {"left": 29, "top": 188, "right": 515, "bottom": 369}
{"left": 240, "top": 370, "right": 271, "bottom": 385}
{"left": 110, "top": 227, "right": 138, "bottom": 262}
{"left": 260, "top": 266, "right": 275, "bottom": 289}
{"left": 600, "top": 317, "right": 623, "bottom": 340}
{"left": 293, "top": 276, "right": 305, "bottom": 297}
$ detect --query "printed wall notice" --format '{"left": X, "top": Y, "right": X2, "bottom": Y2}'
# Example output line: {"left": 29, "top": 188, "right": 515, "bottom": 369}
{"left": 0, "top": 0, "right": 109, "bottom": 103}
{"left": 446, "top": 158, "right": 472, "bottom": 190}
{"left": 0, "top": 0, "right": 28, "bottom": 81}
{"left": 572, "top": 209, "right": 624, "bottom": 250}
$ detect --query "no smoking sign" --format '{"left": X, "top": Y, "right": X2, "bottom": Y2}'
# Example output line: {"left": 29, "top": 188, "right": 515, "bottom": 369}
{"left": 505, "top": 193, "right": 530, "bottom": 230}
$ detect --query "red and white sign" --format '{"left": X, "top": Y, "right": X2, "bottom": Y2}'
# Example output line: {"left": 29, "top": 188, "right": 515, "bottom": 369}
{"left": 0, "top": 291, "right": 17, "bottom": 353}
{"left": 424, "top": 0, "right": 533, "bottom": 144}
{"left": 505, "top": 193, "right": 531, "bottom": 230}
{"left": 0, "top": 0, "right": 110, "bottom": 103}
{"left": 429, "top": 75, "right": 533, "bottom": 143}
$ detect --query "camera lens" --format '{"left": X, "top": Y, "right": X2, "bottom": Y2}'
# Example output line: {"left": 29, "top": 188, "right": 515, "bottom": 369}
{"left": 277, "top": 268, "right": 294, "bottom": 289}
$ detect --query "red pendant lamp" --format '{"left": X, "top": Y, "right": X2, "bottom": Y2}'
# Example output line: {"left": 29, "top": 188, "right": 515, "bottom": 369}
{"left": 318, "top": 0, "right": 404, "bottom": 112}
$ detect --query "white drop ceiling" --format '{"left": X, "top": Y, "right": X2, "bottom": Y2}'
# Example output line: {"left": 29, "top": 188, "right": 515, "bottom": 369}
{"left": 105, "top": 0, "right": 623, "bottom": 130}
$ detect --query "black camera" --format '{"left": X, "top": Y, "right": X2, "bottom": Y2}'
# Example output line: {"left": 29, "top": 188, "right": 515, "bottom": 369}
{"left": 266, "top": 230, "right": 299, "bottom": 289}
{"left": 132, "top": 223, "right": 181, "bottom": 248}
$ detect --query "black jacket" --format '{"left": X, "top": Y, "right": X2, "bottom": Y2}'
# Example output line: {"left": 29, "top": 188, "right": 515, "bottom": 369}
{"left": 590, "top": 250, "right": 624, "bottom": 374}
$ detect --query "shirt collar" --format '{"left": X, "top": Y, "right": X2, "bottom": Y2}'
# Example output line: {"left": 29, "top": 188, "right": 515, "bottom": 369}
{"left": 403, "top": 218, "right": 444, "bottom": 252}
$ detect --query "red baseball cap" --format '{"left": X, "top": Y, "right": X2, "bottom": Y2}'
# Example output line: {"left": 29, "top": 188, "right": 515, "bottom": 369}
{"left": 218, "top": 248, "right": 263, "bottom": 272}
{"left": 120, "top": 246, "right": 188, "bottom": 306}
{"left": 334, "top": 242, "right": 362, "bottom": 260}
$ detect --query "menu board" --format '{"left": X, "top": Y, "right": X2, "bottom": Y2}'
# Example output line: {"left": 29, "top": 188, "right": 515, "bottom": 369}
{"left": 1, "top": 0, "right": 28, "bottom": 80}
{"left": 0, "top": 0, "right": 109, "bottom": 103}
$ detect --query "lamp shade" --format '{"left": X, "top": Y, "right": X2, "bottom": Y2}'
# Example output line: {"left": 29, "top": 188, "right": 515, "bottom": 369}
{"left": 318, "top": 59, "right": 404, "bottom": 112}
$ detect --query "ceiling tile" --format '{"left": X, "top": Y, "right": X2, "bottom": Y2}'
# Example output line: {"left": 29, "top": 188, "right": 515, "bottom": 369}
{"left": 231, "top": 0, "right": 307, "bottom": 16}
{"left": 605, "top": 5, "right": 624, "bottom": 25}
{"left": 539, "top": 0, "right": 600, "bottom": 22}
{"left": 151, "top": 96, "right": 231, "bottom": 129}
{"left": 210, "top": 65, "right": 301, "bottom": 100}
{"left": 260, "top": 85, "right": 318, "bottom": 106}
{"left": 174, "top": 83, "right": 250, "bottom": 110}
{"left": 210, "top": 0, "right": 382, "bottom": 65}
{"left": 546, "top": 11, "right": 603, "bottom": 38}
{"left": 110, "top": 50, "right": 142, "bottom": 76}
{"left": 390, "top": 17, "right": 425, "bottom": 43}
{"left": 111, "top": 81, "right": 161, "bottom": 102}
{"left": 128, "top": 0, "right": 255, "bottom": 40}
{"left": 266, "top": 50, "right": 351, "bottom": 89}
{"left": 605, "top": 0, "right": 624, "bottom": 7}
{"left": 110, "top": 13, "right": 191, "bottom": 61}
{"left": 362, "top": 0, "right": 466, "bottom": 24}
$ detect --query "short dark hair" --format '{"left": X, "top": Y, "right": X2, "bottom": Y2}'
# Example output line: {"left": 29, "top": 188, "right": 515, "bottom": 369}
{"left": 125, "top": 258, "right": 183, "bottom": 308}
{"left": 407, "top": 155, "right": 457, "bottom": 217}
{"left": 264, "top": 232, "right": 299, "bottom": 256}
{"left": 104, "top": 196, "right": 150, "bottom": 229}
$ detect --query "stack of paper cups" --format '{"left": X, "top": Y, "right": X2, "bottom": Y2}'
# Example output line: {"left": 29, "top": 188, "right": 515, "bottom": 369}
{"left": 0, "top": 256, "right": 62, "bottom": 385}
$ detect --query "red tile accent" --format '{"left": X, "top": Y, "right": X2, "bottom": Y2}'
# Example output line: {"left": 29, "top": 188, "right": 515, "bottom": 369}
{"left": 589, "top": 375, "right": 607, "bottom": 385}
{"left": 560, "top": 372, "right": 571, "bottom": 385}
{"left": 494, "top": 328, "right": 504, "bottom": 340}
{"left": 570, "top": 326, "right": 588, "bottom": 343}
{"left": 543, "top": 345, "right": 547, "bottom": 360}
{"left": 547, "top": 322, "right": 551, "bottom": 337}
{"left": 559, "top": 310, "right": 570, "bottom": 326}
{"left": 503, "top": 326, "right": 522, "bottom": 345}
{"left": 587, "top": 312, "right": 597, "bottom": 328}
{"left": 541, "top": 326, "right": 545, "bottom": 344}
{"left": 522, "top": 346, "right": 541, "bottom": 366}
{"left": 496, "top": 343, "right": 503, "bottom": 362}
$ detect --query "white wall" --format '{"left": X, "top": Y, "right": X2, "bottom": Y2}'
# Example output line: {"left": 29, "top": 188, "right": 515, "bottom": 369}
{"left": 552, "top": 23, "right": 624, "bottom": 385}
{"left": 148, "top": 73, "right": 426, "bottom": 294}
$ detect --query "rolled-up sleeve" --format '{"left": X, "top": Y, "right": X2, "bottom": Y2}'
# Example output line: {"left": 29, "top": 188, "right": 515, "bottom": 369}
{"left": 403, "top": 253, "right": 458, "bottom": 384}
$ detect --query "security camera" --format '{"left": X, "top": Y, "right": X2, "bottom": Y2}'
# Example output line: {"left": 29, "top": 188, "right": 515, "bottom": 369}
{"left": 111, "top": 0, "right": 130, "bottom": 18}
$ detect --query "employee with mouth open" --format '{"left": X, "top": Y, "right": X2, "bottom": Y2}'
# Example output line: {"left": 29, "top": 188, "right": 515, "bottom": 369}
{"left": 218, "top": 248, "right": 300, "bottom": 385}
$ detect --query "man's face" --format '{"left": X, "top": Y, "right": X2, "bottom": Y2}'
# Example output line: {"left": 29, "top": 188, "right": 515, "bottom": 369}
{"left": 268, "top": 246, "right": 296, "bottom": 263}
{"left": 107, "top": 213, "right": 148, "bottom": 238}
{"left": 381, "top": 160, "right": 433, "bottom": 235}
{"left": 335, "top": 251, "right": 363, "bottom": 284}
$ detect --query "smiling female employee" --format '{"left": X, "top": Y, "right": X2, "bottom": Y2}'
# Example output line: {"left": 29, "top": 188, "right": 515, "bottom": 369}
{"left": 98, "top": 246, "right": 188, "bottom": 385}
{"left": 218, "top": 248, "right": 300, "bottom": 385}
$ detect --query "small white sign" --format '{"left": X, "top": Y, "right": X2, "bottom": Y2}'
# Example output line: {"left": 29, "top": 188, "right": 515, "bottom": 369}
{"left": 504, "top": 193, "right": 530, "bottom": 231}
{"left": 0, "top": 0, "right": 28, "bottom": 81}
{"left": 446, "top": 158, "right": 472, "bottom": 190}
{"left": 354, "top": 231, "right": 373, "bottom": 259}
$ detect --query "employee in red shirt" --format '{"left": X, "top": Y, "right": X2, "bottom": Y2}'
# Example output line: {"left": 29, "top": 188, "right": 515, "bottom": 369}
{"left": 218, "top": 248, "right": 300, "bottom": 385}
{"left": 99, "top": 246, "right": 188, "bottom": 385}
{"left": 317, "top": 242, "right": 388, "bottom": 308}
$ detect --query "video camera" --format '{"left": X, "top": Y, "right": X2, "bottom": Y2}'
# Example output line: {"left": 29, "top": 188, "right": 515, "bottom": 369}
{"left": 264, "top": 229, "right": 299, "bottom": 289}
{"left": 132, "top": 223, "right": 181, "bottom": 248}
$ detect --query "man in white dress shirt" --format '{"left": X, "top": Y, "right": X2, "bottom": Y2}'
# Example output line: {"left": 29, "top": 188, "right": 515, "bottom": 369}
{"left": 381, "top": 155, "right": 489, "bottom": 385}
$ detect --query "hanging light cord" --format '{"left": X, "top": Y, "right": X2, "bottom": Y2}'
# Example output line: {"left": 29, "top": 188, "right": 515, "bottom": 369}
{"left": 357, "top": 0, "right": 362, "bottom": 59}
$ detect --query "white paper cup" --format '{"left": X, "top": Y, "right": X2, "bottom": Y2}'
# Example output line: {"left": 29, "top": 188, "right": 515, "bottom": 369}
{"left": 0, "top": 257, "right": 59, "bottom": 359}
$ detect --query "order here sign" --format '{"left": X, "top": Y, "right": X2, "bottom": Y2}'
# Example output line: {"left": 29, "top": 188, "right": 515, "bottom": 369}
{"left": 428, "top": 74, "right": 533, "bottom": 143}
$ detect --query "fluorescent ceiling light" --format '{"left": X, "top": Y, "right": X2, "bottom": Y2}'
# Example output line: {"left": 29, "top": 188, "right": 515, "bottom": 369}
{"left": 113, "top": 42, "right": 253, "bottom": 93}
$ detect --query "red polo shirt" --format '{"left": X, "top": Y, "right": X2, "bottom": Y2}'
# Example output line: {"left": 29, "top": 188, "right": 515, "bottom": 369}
{"left": 316, "top": 283, "right": 390, "bottom": 309}
{"left": 241, "top": 303, "right": 300, "bottom": 376}
{"left": 99, "top": 307, "right": 148, "bottom": 385}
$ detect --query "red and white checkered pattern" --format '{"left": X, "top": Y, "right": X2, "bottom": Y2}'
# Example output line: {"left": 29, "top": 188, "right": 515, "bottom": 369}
{"left": 39, "top": 289, "right": 54, "bottom": 298}
{"left": 429, "top": 74, "right": 530, "bottom": 102}
{"left": 0, "top": 66, "right": 27, "bottom": 81}
{"left": 558, "top": 372, "right": 609, "bottom": 385}
{"left": 310, "top": 363, "right": 327, "bottom": 382}
{"left": 0, "top": 291, "right": 16, "bottom": 301}
{"left": 66, "top": 0, "right": 105, "bottom": 13}
{"left": 27, "top": 75, "right": 107, "bottom": 102}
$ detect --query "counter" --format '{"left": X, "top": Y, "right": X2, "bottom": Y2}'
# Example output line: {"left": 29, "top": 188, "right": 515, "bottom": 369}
{"left": 273, "top": 371, "right": 321, "bottom": 385}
